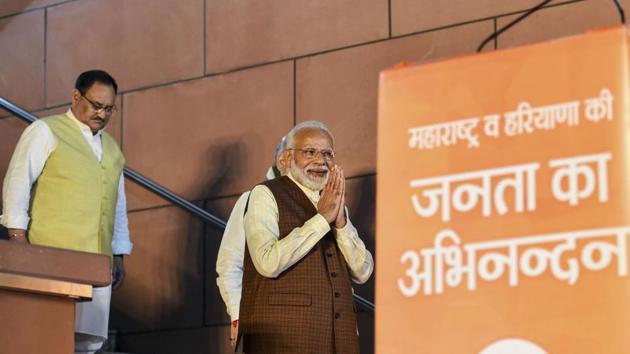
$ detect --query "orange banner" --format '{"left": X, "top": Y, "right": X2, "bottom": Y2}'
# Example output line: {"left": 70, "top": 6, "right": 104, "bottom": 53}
{"left": 376, "top": 26, "right": 630, "bottom": 354}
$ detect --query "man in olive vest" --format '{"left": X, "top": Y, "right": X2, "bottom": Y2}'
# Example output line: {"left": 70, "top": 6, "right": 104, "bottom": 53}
{"left": 240, "top": 121, "right": 374, "bottom": 353}
{"left": 0, "top": 70, "right": 132, "bottom": 354}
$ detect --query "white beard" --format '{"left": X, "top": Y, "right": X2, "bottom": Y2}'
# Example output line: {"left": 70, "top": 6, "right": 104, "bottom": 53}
{"left": 289, "top": 163, "right": 328, "bottom": 191}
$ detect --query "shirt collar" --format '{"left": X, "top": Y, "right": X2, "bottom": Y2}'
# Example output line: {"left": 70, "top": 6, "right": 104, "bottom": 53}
{"left": 287, "top": 171, "right": 321, "bottom": 204}
{"left": 265, "top": 166, "right": 276, "bottom": 180}
{"left": 66, "top": 109, "right": 103, "bottom": 137}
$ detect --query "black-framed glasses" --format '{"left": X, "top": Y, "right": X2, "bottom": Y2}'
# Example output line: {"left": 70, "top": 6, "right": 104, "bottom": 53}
{"left": 288, "top": 148, "right": 335, "bottom": 161}
{"left": 81, "top": 94, "right": 117, "bottom": 115}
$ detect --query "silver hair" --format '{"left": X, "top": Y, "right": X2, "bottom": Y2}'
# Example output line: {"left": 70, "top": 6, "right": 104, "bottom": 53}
{"left": 285, "top": 120, "right": 334, "bottom": 148}
{"left": 275, "top": 135, "right": 287, "bottom": 160}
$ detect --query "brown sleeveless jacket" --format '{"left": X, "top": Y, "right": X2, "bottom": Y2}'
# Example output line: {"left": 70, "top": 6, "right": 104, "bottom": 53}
{"left": 239, "top": 176, "right": 359, "bottom": 354}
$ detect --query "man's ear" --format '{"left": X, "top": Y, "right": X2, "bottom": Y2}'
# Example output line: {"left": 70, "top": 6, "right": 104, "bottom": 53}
{"left": 278, "top": 150, "right": 291, "bottom": 171}
{"left": 71, "top": 89, "right": 81, "bottom": 105}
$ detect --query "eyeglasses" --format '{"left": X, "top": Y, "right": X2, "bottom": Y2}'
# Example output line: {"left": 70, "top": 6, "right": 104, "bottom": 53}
{"left": 288, "top": 148, "right": 335, "bottom": 161}
{"left": 81, "top": 94, "right": 117, "bottom": 115}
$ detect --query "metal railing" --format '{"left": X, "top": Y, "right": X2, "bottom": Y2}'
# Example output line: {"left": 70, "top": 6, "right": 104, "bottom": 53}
{"left": 0, "top": 98, "right": 225, "bottom": 229}
{"left": 0, "top": 97, "right": 375, "bottom": 313}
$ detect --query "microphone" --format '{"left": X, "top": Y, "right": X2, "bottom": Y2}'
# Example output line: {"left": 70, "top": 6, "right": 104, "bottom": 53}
{"left": 477, "top": 0, "right": 626, "bottom": 53}
{"left": 612, "top": 0, "right": 626, "bottom": 24}
{"left": 477, "top": 0, "right": 552, "bottom": 53}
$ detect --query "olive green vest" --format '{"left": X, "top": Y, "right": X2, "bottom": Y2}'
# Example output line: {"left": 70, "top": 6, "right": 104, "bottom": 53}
{"left": 28, "top": 113, "right": 125, "bottom": 257}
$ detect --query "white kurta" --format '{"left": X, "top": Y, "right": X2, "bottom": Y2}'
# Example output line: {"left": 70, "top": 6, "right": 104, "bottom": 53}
{"left": 76, "top": 285, "right": 112, "bottom": 338}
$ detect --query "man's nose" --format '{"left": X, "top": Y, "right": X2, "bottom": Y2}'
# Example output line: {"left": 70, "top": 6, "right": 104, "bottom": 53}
{"left": 312, "top": 152, "right": 326, "bottom": 164}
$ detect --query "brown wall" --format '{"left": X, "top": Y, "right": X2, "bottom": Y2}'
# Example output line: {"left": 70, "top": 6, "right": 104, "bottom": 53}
{"left": 0, "top": 0, "right": 627, "bottom": 353}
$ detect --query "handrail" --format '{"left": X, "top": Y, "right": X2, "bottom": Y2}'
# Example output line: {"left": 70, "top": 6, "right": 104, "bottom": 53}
{"left": 0, "top": 98, "right": 226, "bottom": 229}
{"left": 0, "top": 97, "right": 375, "bottom": 313}
{"left": 353, "top": 292, "right": 375, "bottom": 312}
{"left": 123, "top": 167, "right": 226, "bottom": 229}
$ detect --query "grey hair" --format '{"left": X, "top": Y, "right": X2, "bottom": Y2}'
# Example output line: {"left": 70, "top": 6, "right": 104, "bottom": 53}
{"left": 274, "top": 136, "right": 287, "bottom": 160}
{"left": 285, "top": 120, "right": 334, "bottom": 148}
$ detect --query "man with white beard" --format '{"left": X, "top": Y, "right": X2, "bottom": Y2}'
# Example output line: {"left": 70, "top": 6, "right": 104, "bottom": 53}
{"left": 238, "top": 120, "right": 374, "bottom": 353}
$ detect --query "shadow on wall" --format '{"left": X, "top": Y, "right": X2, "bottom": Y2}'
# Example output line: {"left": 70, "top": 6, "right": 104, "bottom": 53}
{"left": 201, "top": 133, "right": 272, "bottom": 326}
{"left": 109, "top": 210, "right": 212, "bottom": 354}
{"left": 200, "top": 133, "right": 264, "bottom": 328}
{"left": 348, "top": 175, "right": 376, "bottom": 302}
{"left": 347, "top": 175, "right": 376, "bottom": 354}
{"left": 108, "top": 138, "right": 255, "bottom": 354}
{"left": 200, "top": 139, "right": 248, "bottom": 199}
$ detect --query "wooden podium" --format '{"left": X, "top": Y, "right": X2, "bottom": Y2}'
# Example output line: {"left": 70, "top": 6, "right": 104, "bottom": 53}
{"left": 0, "top": 240, "right": 111, "bottom": 353}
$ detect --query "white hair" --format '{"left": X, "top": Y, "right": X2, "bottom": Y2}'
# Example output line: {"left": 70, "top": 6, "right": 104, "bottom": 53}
{"left": 275, "top": 136, "right": 287, "bottom": 160}
{"left": 285, "top": 120, "right": 334, "bottom": 148}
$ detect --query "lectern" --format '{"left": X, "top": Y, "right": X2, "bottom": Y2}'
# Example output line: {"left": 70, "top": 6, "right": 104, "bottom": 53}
{"left": 0, "top": 240, "right": 110, "bottom": 353}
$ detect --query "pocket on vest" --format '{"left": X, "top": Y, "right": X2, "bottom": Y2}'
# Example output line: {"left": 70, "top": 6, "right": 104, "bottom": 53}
{"left": 267, "top": 293, "right": 312, "bottom": 307}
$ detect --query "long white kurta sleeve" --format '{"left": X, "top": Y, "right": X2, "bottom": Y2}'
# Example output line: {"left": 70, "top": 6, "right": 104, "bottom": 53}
{"left": 216, "top": 191, "right": 250, "bottom": 321}
{"left": 333, "top": 213, "right": 374, "bottom": 284}
{"left": 1, "top": 120, "right": 55, "bottom": 229}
